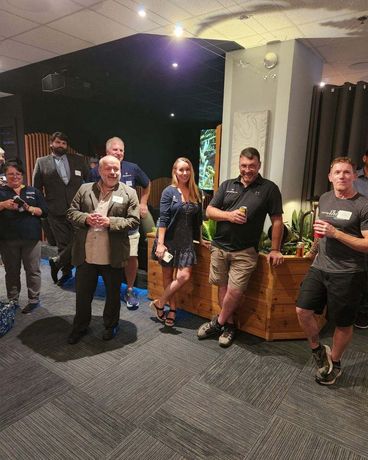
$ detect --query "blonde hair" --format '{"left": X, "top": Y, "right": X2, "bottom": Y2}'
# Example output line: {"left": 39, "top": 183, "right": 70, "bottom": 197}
{"left": 171, "top": 157, "right": 201, "bottom": 203}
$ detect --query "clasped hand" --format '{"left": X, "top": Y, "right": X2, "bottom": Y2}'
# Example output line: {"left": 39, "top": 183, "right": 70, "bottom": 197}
{"left": 87, "top": 212, "right": 109, "bottom": 228}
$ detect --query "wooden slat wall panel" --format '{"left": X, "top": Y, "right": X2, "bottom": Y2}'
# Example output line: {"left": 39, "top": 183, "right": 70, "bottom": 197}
{"left": 136, "top": 177, "right": 171, "bottom": 208}
{"left": 24, "top": 132, "right": 78, "bottom": 185}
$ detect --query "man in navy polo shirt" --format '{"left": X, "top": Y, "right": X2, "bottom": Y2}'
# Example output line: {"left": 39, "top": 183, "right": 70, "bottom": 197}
{"left": 89, "top": 137, "right": 152, "bottom": 308}
{"left": 197, "top": 147, "right": 284, "bottom": 347}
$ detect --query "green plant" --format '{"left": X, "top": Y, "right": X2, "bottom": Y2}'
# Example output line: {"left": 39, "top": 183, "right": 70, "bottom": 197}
{"left": 202, "top": 219, "right": 217, "bottom": 241}
{"left": 259, "top": 209, "right": 314, "bottom": 255}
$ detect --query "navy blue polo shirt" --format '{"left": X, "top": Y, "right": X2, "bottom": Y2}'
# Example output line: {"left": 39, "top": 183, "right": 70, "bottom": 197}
{"left": 0, "top": 185, "right": 48, "bottom": 240}
{"left": 88, "top": 160, "right": 150, "bottom": 189}
{"left": 210, "top": 174, "right": 283, "bottom": 251}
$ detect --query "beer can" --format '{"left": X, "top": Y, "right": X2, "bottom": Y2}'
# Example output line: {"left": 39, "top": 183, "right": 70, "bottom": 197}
{"left": 296, "top": 242, "right": 304, "bottom": 257}
{"left": 239, "top": 206, "right": 247, "bottom": 216}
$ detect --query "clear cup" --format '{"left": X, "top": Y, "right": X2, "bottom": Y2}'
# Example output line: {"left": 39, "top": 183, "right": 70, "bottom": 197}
{"left": 91, "top": 211, "right": 104, "bottom": 232}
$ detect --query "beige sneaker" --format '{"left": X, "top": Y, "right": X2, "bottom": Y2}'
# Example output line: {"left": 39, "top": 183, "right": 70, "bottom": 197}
{"left": 218, "top": 323, "right": 236, "bottom": 347}
{"left": 197, "top": 316, "right": 222, "bottom": 340}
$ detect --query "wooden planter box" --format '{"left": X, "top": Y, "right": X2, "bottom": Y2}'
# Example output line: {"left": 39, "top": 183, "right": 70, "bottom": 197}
{"left": 147, "top": 233, "right": 325, "bottom": 341}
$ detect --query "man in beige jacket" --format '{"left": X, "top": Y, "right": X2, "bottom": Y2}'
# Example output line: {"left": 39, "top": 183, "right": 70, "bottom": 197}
{"left": 67, "top": 155, "right": 140, "bottom": 344}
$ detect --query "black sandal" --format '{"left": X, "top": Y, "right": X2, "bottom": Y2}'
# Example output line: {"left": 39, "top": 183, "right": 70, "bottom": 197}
{"left": 165, "top": 309, "right": 176, "bottom": 328}
{"left": 150, "top": 300, "right": 165, "bottom": 323}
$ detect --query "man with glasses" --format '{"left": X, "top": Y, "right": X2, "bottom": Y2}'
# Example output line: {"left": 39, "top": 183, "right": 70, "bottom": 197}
{"left": 197, "top": 147, "right": 284, "bottom": 347}
{"left": 33, "top": 132, "right": 89, "bottom": 286}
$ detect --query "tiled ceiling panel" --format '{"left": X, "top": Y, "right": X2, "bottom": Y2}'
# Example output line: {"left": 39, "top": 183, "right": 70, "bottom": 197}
{"left": 0, "top": 54, "right": 29, "bottom": 72}
{"left": 0, "top": 10, "right": 38, "bottom": 37}
{"left": 48, "top": 9, "right": 136, "bottom": 44}
{"left": 15, "top": 26, "right": 93, "bottom": 54}
{"left": 0, "top": 39, "right": 56, "bottom": 63}
{"left": 0, "top": 0, "right": 83, "bottom": 23}
{"left": 92, "top": 0, "right": 163, "bottom": 32}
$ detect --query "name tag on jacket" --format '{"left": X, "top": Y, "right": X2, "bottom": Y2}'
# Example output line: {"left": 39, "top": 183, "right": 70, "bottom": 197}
{"left": 112, "top": 196, "right": 124, "bottom": 204}
{"left": 75, "top": 170, "right": 81, "bottom": 176}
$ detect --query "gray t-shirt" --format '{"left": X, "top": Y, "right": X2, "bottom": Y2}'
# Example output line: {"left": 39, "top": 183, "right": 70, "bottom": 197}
{"left": 313, "top": 191, "right": 368, "bottom": 273}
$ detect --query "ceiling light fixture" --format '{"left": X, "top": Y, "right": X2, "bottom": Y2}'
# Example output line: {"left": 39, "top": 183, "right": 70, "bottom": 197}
{"left": 170, "top": 113, "right": 175, "bottom": 117}
{"left": 138, "top": 7, "right": 146, "bottom": 17}
{"left": 319, "top": 82, "right": 326, "bottom": 87}
{"left": 172, "top": 62, "right": 178, "bottom": 68}
{"left": 174, "top": 24, "right": 183, "bottom": 37}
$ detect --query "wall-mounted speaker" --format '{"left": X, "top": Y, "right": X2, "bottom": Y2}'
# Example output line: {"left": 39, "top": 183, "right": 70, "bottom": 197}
{"left": 41, "top": 73, "right": 65, "bottom": 92}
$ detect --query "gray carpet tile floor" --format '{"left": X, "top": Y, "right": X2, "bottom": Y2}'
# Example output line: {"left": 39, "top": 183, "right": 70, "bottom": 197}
{"left": 1, "top": 261, "right": 368, "bottom": 459}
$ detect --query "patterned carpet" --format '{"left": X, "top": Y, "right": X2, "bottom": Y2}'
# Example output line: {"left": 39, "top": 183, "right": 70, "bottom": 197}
{"left": 1, "top": 261, "right": 368, "bottom": 459}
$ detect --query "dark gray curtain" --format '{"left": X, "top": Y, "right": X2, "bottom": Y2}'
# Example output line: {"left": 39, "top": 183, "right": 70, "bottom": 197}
{"left": 302, "top": 81, "right": 368, "bottom": 200}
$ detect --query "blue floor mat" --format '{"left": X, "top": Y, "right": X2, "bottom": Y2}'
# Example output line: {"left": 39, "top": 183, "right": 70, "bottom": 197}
{"left": 41, "top": 259, "right": 148, "bottom": 299}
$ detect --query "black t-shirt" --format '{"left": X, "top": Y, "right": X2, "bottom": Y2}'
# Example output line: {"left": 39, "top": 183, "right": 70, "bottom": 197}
{"left": 313, "top": 191, "right": 368, "bottom": 273}
{"left": 210, "top": 175, "right": 283, "bottom": 251}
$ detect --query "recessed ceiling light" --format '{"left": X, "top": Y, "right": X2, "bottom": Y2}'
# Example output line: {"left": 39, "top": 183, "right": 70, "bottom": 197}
{"left": 174, "top": 25, "right": 183, "bottom": 37}
{"left": 170, "top": 113, "right": 175, "bottom": 117}
{"left": 172, "top": 62, "right": 178, "bottom": 68}
{"left": 138, "top": 8, "right": 146, "bottom": 17}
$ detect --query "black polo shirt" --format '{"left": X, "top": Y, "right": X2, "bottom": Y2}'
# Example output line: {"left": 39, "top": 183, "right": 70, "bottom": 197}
{"left": 210, "top": 174, "right": 283, "bottom": 251}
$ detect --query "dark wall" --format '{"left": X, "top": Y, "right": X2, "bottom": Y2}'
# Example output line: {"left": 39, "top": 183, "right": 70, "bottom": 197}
{"left": 21, "top": 93, "right": 218, "bottom": 179}
{"left": 0, "top": 95, "right": 25, "bottom": 164}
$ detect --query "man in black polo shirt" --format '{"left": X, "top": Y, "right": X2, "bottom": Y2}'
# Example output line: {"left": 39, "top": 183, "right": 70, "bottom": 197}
{"left": 197, "top": 147, "right": 284, "bottom": 347}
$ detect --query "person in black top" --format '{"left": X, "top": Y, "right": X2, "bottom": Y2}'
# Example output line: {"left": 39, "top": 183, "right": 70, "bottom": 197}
{"left": 197, "top": 147, "right": 284, "bottom": 347}
{"left": 0, "top": 160, "right": 48, "bottom": 313}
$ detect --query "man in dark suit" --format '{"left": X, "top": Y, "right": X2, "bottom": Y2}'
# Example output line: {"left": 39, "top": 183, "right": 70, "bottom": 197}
{"left": 67, "top": 155, "right": 140, "bottom": 344}
{"left": 32, "top": 132, "right": 89, "bottom": 286}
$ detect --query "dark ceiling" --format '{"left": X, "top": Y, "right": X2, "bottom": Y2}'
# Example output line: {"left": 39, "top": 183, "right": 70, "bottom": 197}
{"left": 0, "top": 33, "right": 241, "bottom": 123}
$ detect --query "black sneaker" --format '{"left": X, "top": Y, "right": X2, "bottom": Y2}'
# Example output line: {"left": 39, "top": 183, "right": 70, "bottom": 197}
{"left": 218, "top": 323, "right": 236, "bottom": 348}
{"left": 312, "top": 344, "right": 333, "bottom": 377}
{"left": 197, "top": 316, "right": 222, "bottom": 340}
{"left": 56, "top": 272, "right": 73, "bottom": 287}
{"left": 49, "top": 257, "right": 60, "bottom": 284}
{"left": 354, "top": 311, "right": 368, "bottom": 329}
{"left": 21, "top": 302, "right": 40, "bottom": 314}
{"left": 103, "top": 325, "right": 119, "bottom": 341}
{"left": 315, "top": 363, "right": 342, "bottom": 385}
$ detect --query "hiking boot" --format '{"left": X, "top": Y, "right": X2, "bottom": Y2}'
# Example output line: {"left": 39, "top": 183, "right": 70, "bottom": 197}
{"left": 197, "top": 316, "right": 222, "bottom": 340}
{"left": 124, "top": 289, "right": 139, "bottom": 309}
{"left": 312, "top": 344, "right": 333, "bottom": 377}
{"left": 354, "top": 311, "right": 368, "bottom": 329}
{"left": 315, "top": 363, "right": 342, "bottom": 385}
{"left": 218, "top": 323, "right": 236, "bottom": 348}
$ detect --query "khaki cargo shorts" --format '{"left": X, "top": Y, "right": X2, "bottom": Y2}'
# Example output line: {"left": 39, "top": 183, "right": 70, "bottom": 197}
{"left": 128, "top": 231, "right": 140, "bottom": 257}
{"left": 209, "top": 245, "right": 258, "bottom": 291}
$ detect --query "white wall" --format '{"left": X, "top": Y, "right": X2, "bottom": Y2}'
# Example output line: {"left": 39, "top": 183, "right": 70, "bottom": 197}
{"left": 221, "top": 39, "right": 323, "bottom": 221}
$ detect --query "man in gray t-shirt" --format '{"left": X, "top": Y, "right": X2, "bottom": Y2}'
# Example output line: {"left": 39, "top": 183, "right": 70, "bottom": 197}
{"left": 296, "top": 157, "right": 368, "bottom": 386}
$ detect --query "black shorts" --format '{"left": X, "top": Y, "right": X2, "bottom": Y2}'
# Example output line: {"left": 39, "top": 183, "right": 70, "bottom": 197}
{"left": 296, "top": 267, "right": 366, "bottom": 327}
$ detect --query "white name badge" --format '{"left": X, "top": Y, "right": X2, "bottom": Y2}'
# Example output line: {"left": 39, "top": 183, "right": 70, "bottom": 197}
{"left": 75, "top": 170, "right": 81, "bottom": 176}
{"left": 112, "top": 195, "right": 124, "bottom": 204}
{"left": 125, "top": 180, "right": 133, "bottom": 187}
{"left": 337, "top": 210, "right": 352, "bottom": 220}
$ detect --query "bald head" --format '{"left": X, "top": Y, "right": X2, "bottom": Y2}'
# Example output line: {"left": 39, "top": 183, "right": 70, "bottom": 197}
{"left": 98, "top": 155, "right": 121, "bottom": 187}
